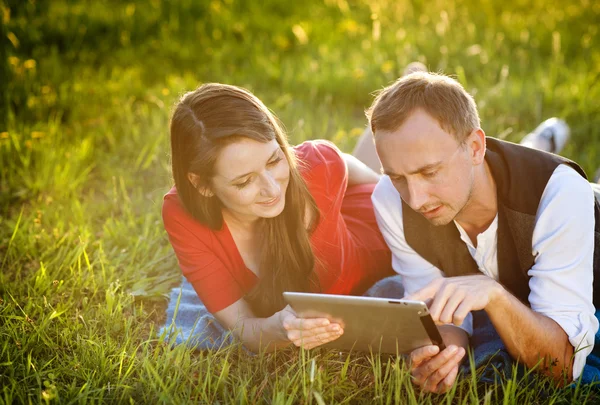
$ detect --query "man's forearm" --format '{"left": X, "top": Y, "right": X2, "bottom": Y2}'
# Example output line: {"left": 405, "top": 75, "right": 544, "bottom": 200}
{"left": 486, "top": 289, "right": 574, "bottom": 382}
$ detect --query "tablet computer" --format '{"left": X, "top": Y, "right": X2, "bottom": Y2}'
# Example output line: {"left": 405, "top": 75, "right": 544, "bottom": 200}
{"left": 283, "top": 292, "right": 445, "bottom": 355}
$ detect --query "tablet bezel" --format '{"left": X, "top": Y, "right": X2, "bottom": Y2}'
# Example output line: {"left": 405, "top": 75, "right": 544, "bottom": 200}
{"left": 283, "top": 292, "right": 445, "bottom": 354}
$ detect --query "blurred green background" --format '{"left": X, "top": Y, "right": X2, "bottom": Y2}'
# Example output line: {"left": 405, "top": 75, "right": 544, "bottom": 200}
{"left": 1, "top": 0, "right": 600, "bottom": 402}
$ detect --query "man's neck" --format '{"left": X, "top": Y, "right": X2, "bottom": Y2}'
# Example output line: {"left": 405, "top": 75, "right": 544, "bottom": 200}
{"left": 455, "top": 161, "right": 497, "bottom": 242}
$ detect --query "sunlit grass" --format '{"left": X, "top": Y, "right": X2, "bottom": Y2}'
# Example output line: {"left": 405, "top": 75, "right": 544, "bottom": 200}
{"left": 2, "top": 0, "right": 600, "bottom": 402}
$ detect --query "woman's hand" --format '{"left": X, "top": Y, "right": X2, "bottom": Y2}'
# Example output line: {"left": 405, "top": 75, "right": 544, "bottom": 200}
{"left": 277, "top": 305, "right": 344, "bottom": 349}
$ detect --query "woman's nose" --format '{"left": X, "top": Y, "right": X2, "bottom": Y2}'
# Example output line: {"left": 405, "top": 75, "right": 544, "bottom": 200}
{"left": 260, "top": 172, "right": 280, "bottom": 197}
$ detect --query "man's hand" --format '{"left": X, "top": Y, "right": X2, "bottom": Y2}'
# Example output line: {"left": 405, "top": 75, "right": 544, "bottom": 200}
{"left": 278, "top": 305, "right": 344, "bottom": 349}
{"left": 410, "top": 344, "right": 466, "bottom": 393}
{"left": 406, "top": 275, "right": 505, "bottom": 325}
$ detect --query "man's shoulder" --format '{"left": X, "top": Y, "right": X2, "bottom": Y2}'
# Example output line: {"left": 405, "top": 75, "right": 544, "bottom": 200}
{"left": 373, "top": 176, "right": 401, "bottom": 209}
{"left": 542, "top": 164, "right": 593, "bottom": 204}
{"left": 372, "top": 176, "right": 406, "bottom": 229}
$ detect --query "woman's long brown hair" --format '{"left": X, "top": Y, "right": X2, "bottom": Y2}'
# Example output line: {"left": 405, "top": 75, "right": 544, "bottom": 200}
{"left": 169, "top": 83, "right": 320, "bottom": 317}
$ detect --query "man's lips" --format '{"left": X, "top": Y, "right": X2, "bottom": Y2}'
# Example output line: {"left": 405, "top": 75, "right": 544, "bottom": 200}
{"left": 420, "top": 205, "right": 442, "bottom": 217}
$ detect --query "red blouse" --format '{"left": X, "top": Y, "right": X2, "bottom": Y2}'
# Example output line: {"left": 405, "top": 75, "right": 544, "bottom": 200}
{"left": 162, "top": 140, "right": 392, "bottom": 313}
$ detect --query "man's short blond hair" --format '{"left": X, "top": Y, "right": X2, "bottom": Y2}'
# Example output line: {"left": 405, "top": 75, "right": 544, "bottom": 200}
{"left": 366, "top": 72, "right": 480, "bottom": 142}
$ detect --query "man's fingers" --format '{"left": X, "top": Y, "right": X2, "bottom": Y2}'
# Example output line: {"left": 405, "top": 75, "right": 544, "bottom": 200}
{"left": 452, "top": 300, "right": 472, "bottom": 326}
{"left": 437, "top": 364, "right": 460, "bottom": 393}
{"left": 438, "top": 292, "right": 464, "bottom": 324}
{"left": 427, "top": 282, "right": 456, "bottom": 323}
{"left": 410, "top": 345, "right": 440, "bottom": 367}
{"left": 411, "top": 345, "right": 461, "bottom": 385}
{"left": 405, "top": 281, "right": 440, "bottom": 302}
{"left": 283, "top": 317, "right": 330, "bottom": 331}
{"left": 423, "top": 347, "right": 465, "bottom": 392}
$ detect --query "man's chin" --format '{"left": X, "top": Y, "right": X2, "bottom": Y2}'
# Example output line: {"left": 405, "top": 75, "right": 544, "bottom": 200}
{"left": 422, "top": 211, "right": 454, "bottom": 226}
{"left": 426, "top": 216, "right": 453, "bottom": 226}
{"left": 419, "top": 205, "right": 454, "bottom": 226}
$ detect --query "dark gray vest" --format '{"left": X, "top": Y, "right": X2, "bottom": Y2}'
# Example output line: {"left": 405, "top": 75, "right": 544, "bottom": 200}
{"left": 402, "top": 137, "right": 600, "bottom": 306}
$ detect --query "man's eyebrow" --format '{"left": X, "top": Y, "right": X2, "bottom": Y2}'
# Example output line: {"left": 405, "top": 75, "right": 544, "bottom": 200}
{"left": 229, "top": 148, "right": 280, "bottom": 182}
{"left": 383, "top": 161, "right": 443, "bottom": 178}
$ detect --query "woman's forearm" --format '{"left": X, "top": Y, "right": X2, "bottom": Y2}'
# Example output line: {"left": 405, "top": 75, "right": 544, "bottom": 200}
{"left": 215, "top": 301, "right": 292, "bottom": 352}
{"left": 230, "top": 311, "right": 293, "bottom": 352}
{"left": 343, "top": 153, "right": 381, "bottom": 186}
{"left": 215, "top": 302, "right": 342, "bottom": 353}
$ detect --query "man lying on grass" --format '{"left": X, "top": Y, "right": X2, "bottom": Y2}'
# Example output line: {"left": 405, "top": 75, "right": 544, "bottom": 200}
{"left": 368, "top": 72, "right": 600, "bottom": 392}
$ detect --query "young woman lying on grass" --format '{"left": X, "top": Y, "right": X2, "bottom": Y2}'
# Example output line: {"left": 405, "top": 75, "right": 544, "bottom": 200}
{"left": 163, "top": 83, "right": 394, "bottom": 352}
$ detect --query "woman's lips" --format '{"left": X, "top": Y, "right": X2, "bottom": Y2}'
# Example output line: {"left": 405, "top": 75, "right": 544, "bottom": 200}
{"left": 257, "top": 195, "right": 281, "bottom": 206}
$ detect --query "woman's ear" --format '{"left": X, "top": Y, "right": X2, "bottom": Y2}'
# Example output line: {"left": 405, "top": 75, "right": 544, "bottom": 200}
{"left": 187, "top": 173, "right": 214, "bottom": 197}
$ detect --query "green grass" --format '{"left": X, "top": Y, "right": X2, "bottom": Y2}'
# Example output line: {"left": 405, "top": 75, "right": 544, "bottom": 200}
{"left": 1, "top": 0, "right": 600, "bottom": 402}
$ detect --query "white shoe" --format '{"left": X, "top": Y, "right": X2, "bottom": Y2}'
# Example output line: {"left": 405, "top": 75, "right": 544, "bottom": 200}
{"left": 520, "top": 118, "right": 570, "bottom": 155}
{"left": 402, "top": 62, "right": 427, "bottom": 76}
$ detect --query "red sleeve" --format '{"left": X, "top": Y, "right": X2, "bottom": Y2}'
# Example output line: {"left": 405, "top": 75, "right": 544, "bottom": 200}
{"left": 295, "top": 140, "right": 348, "bottom": 215}
{"left": 162, "top": 193, "right": 245, "bottom": 313}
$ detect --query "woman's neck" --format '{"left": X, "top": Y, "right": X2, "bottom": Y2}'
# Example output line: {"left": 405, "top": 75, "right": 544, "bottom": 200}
{"left": 222, "top": 209, "right": 260, "bottom": 237}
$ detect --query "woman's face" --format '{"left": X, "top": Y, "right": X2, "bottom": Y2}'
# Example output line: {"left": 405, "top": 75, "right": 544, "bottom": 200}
{"left": 210, "top": 138, "right": 290, "bottom": 223}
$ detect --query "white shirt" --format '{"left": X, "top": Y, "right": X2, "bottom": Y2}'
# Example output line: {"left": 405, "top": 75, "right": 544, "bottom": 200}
{"left": 372, "top": 164, "right": 598, "bottom": 380}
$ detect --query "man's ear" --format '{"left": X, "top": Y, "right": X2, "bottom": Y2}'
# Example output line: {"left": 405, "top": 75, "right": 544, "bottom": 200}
{"left": 468, "top": 128, "right": 486, "bottom": 165}
{"left": 187, "top": 173, "right": 214, "bottom": 197}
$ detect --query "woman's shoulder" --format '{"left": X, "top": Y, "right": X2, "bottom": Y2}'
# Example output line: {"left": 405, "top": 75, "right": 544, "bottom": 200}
{"left": 294, "top": 139, "right": 344, "bottom": 167}
{"left": 294, "top": 140, "right": 348, "bottom": 212}
{"left": 162, "top": 185, "right": 185, "bottom": 219}
{"left": 162, "top": 186, "right": 216, "bottom": 243}
{"left": 293, "top": 140, "right": 346, "bottom": 185}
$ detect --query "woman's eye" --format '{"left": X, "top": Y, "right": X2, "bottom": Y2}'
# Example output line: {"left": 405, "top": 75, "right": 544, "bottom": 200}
{"left": 268, "top": 157, "right": 283, "bottom": 166}
{"left": 234, "top": 179, "right": 252, "bottom": 189}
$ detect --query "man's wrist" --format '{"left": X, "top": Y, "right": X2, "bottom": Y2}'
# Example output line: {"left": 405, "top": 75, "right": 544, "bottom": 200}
{"left": 486, "top": 281, "right": 508, "bottom": 310}
{"left": 439, "top": 324, "right": 469, "bottom": 350}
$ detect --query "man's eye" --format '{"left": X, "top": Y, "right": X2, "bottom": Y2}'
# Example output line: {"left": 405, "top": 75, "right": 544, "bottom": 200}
{"left": 423, "top": 171, "right": 438, "bottom": 178}
{"left": 234, "top": 179, "right": 252, "bottom": 189}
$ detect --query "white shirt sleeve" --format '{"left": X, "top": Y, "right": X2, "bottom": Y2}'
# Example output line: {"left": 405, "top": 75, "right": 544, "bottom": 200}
{"left": 372, "top": 176, "right": 473, "bottom": 335}
{"left": 529, "top": 164, "right": 599, "bottom": 380}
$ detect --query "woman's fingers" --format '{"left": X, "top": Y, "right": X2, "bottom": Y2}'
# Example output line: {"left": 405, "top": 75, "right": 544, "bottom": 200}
{"left": 283, "top": 317, "right": 331, "bottom": 331}
{"left": 288, "top": 327, "right": 344, "bottom": 348}
{"left": 287, "top": 323, "right": 343, "bottom": 341}
{"left": 281, "top": 315, "right": 345, "bottom": 349}
{"left": 290, "top": 331, "right": 343, "bottom": 349}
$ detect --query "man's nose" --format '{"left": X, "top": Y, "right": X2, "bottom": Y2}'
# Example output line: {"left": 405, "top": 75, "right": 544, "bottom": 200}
{"left": 405, "top": 180, "right": 429, "bottom": 211}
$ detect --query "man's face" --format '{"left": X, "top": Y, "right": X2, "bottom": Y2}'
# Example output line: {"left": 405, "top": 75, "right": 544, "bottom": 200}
{"left": 375, "top": 109, "right": 475, "bottom": 226}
